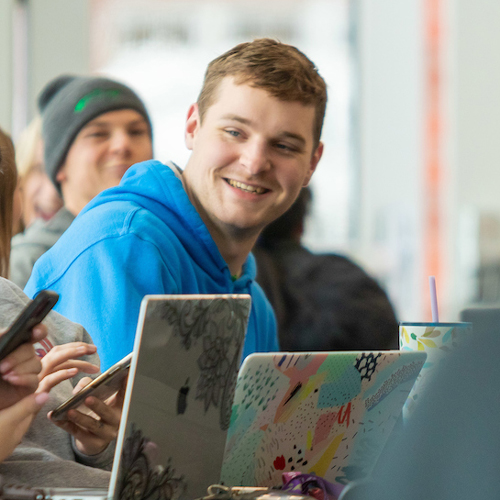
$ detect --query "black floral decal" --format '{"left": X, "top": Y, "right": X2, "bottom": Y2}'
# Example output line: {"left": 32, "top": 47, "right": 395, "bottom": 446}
{"left": 154, "top": 297, "right": 248, "bottom": 430}
{"left": 119, "top": 426, "right": 187, "bottom": 500}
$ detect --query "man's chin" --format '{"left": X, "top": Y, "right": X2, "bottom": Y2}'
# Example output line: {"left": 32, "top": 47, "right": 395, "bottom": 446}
{"left": 106, "top": 164, "right": 131, "bottom": 179}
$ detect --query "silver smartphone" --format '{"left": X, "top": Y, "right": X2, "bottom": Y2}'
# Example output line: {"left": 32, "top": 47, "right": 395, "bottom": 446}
{"left": 51, "top": 352, "right": 132, "bottom": 421}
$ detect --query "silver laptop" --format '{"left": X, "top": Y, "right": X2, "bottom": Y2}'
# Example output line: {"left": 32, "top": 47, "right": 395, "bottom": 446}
{"left": 45, "top": 294, "right": 251, "bottom": 500}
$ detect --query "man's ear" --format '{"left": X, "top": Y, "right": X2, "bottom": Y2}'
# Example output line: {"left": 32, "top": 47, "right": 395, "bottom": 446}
{"left": 55, "top": 165, "right": 67, "bottom": 184}
{"left": 303, "top": 142, "right": 324, "bottom": 187}
{"left": 185, "top": 103, "right": 200, "bottom": 151}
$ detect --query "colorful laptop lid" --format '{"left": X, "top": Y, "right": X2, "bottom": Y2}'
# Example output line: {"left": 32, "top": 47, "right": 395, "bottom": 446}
{"left": 220, "top": 351, "right": 426, "bottom": 487}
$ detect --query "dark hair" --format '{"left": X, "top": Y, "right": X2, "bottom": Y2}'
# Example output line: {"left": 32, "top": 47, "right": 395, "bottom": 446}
{"left": 259, "top": 186, "right": 312, "bottom": 247}
{"left": 0, "top": 128, "right": 16, "bottom": 277}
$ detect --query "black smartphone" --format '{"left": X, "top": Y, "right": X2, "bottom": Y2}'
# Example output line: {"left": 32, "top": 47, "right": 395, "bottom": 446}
{"left": 51, "top": 352, "right": 132, "bottom": 421}
{"left": 0, "top": 290, "right": 59, "bottom": 363}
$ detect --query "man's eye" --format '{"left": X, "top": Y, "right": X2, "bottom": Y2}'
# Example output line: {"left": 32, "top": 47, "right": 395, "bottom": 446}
{"left": 276, "top": 143, "right": 294, "bottom": 152}
{"left": 129, "top": 128, "right": 148, "bottom": 136}
{"left": 226, "top": 130, "right": 240, "bottom": 138}
{"left": 87, "top": 131, "right": 108, "bottom": 138}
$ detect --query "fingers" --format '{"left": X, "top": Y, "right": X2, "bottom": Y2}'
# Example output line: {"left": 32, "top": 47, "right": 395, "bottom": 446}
{"left": 114, "top": 374, "right": 129, "bottom": 408}
{"left": 83, "top": 396, "right": 121, "bottom": 429}
{"left": 73, "top": 376, "right": 93, "bottom": 395}
{"left": 40, "top": 343, "right": 98, "bottom": 380}
{"left": 0, "top": 343, "right": 41, "bottom": 378}
{"left": 59, "top": 396, "right": 121, "bottom": 439}
{"left": 4, "top": 392, "right": 50, "bottom": 422}
{"left": 45, "top": 359, "right": 99, "bottom": 375}
{"left": 37, "top": 368, "right": 78, "bottom": 394}
{"left": 49, "top": 416, "right": 84, "bottom": 440}
{"left": 0, "top": 343, "right": 42, "bottom": 394}
{"left": 64, "top": 408, "right": 117, "bottom": 442}
{"left": 30, "top": 323, "right": 48, "bottom": 343}
{"left": 49, "top": 396, "right": 121, "bottom": 456}
{"left": 2, "top": 350, "right": 42, "bottom": 382}
{"left": 2, "top": 372, "right": 40, "bottom": 393}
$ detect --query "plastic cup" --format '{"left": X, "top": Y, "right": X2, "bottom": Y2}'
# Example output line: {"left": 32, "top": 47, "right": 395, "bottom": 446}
{"left": 399, "top": 321, "right": 472, "bottom": 418}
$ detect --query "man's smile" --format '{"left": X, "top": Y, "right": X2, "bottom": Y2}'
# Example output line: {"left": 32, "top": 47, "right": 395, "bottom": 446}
{"left": 225, "top": 178, "right": 269, "bottom": 195}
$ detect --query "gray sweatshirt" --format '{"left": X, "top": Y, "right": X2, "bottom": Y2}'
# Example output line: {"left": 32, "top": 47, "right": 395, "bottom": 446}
{"left": 0, "top": 277, "right": 112, "bottom": 487}
{"left": 9, "top": 207, "right": 75, "bottom": 289}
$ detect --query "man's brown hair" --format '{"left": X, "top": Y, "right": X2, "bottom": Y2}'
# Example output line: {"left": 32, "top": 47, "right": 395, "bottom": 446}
{"left": 197, "top": 38, "right": 327, "bottom": 148}
{"left": 0, "top": 128, "right": 16, "bottom": 277}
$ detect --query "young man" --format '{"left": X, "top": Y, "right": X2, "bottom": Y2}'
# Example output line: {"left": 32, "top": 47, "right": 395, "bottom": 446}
{"left": 26, "top": 39, "right": 327, "bottom": 370}
{"left": 10, "top": 75, "right": 153, "bottom": 288}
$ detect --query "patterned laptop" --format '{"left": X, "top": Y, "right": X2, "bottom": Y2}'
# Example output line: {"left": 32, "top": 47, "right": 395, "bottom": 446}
{"left": 220, "top": 350, "right": 426, "bottom": 487}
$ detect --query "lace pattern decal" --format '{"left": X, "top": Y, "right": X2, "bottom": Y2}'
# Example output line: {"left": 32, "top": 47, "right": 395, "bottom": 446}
{"left": 119, "top": 425, "right": 187, "bottom": 500}
{"left": 152, "top": 297, "right": 248, "bottom": 430}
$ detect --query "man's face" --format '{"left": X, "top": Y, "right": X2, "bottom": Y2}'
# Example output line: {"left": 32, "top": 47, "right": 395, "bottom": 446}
{"left": 56, "top": 109, "right": 152, "bottom": 215}
{"left": 183, "top": 77, "right": 323, "bottom": 242}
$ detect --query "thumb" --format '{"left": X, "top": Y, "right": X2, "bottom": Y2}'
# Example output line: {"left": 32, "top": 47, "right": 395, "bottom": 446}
{"left": 2, "top": 392, "right": 49, "bottom": 424}
{"left": 0, "top": 392, "right": 49, "bottom": 463}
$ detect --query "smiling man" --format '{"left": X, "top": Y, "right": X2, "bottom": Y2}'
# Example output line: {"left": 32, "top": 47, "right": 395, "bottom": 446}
{"left": 10, "top": 75, "right": 153, "bottom": 288}
{"left": 25, "top": 39, "right": 327, "bottom": 369}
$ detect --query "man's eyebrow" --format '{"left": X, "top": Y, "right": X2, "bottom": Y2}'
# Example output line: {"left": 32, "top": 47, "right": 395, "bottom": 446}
{"left": 84, "top": 117, "right": 148, "bottom": 128}
{"left": 221, "top": 114, "right": 252, "bottom": 125}
{"left": 221, "top": 114, "right": 306, "bottom": 145}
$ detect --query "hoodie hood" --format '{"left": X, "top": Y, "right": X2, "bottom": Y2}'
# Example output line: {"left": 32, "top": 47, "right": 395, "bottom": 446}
{"left": 82, "top": 160, "right": 255, "bottom": 288}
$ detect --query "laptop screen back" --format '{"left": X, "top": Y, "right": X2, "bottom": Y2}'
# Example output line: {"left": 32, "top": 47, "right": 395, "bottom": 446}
{"left": 109, "top": 294, "right": 251, "bottom": 500}
{"left": 221, "top": 350, "right": 426, "bottom": 487}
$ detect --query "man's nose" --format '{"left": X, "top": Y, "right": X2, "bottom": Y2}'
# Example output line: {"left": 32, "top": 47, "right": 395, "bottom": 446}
{"left": 109, "top": 130, "right": 132, "bottom": 154}
{"left": 240, "top": 139, "right": 271, "bottom": 175}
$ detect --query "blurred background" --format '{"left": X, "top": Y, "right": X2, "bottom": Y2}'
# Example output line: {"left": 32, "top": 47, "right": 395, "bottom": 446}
{"left": 1, "top": 0, "right": 499, "bottom": 323}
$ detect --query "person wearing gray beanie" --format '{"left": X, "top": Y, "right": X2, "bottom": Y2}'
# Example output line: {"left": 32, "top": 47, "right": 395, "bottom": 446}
{"left": 10, "top": 75, "right": 154, "bottom": 289}
{"left": 38, "top": 75, "right": 152, "bottom": 191}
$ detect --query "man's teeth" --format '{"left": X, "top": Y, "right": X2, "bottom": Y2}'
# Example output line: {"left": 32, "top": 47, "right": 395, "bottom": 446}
{"left": 228, "top": 179, "right": 266, "bottom": 194}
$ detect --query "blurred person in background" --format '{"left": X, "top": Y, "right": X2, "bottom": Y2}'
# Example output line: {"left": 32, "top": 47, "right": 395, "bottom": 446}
{"left": 254, "top": 186, "right": 399, "bottom": 351}
{"left": 0, "top": 127, "right": 52, "bottom": 456}
{"left": 13, "top": 115, "right": 63, "bottom": 234}
{"left": 0, "top": 127, "right": 121, "bottom": 487}
{"left": 10, "top": 75, "right": 153, "bottom": 288}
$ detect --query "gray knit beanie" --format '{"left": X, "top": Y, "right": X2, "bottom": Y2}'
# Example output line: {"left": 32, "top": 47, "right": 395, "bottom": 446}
{"left": 38, "top": 75, "right": 152, "bottom": 191}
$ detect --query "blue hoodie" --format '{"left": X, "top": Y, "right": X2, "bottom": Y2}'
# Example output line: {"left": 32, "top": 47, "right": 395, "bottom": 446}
{"left": 25, "top": 160, "right": 279, "bottom": 370}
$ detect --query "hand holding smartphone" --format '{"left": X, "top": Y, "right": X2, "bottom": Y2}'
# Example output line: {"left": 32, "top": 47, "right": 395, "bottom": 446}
{"left": 51, "top": 352, "right": 132, "bottom": 421}
{"left": 0, "top": 290, "right": 59, "bottom": 363}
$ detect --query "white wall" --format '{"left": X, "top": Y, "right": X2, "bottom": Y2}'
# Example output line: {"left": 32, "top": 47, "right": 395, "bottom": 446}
{"left": 0, "top": 0, "right": 90, "bottom": 137}
{"left": 0, "top": 1, "right": 14, "bottom": 132}
{"left": 355, "top": 0, "right": 500, "bottom": 320}
{"left": 452, "top": 1, "right": 500, "bottom": 211}
{"left": 447, "top": 0, "right": 500, "bottom": 313}
{"left": 29, "top": 0, "right": 91, "bottom": 118}
{"left": 355, "top": 0, "right": 426, "bottom": 321}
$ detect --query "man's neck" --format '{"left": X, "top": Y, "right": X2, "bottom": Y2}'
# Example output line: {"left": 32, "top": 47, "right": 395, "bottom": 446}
{"left": 61, "top": 190, "right": 88, "bottom": 217}
{"left": 179, "top": 165, "right": 259, "bottom": 278}
{"left": 63, "top": 202, "right": 81, "bottom": 218}
{"left": 209, "top": 228, "right": 259, "bottom": 278}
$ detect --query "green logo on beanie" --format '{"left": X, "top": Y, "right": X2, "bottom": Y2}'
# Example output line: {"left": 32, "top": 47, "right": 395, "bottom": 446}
{"left": 74, "top": 88, "right": 121, "bottom": 113}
